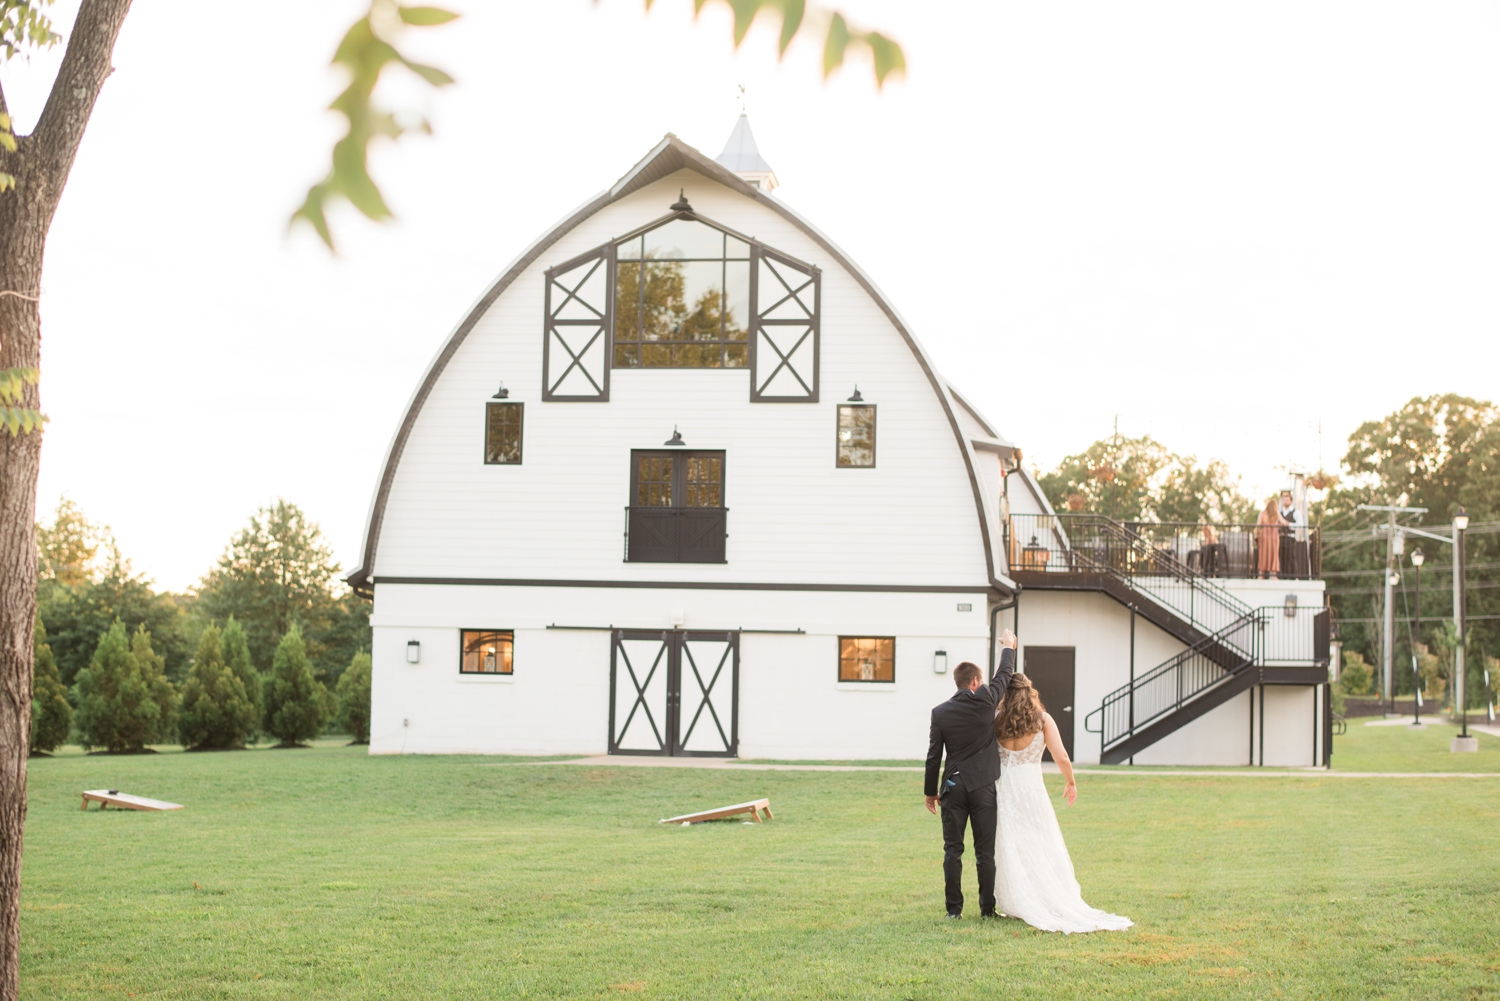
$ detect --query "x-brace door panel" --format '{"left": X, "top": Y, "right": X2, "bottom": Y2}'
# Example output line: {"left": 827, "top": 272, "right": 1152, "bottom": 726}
{"left": 609, "top": 631, "right": 672, "bottom": 754}
{"left": 675, "top": 632, "right": 739, "bottom": 756}
{"left": 609, "top": 630, "right": 739, "bottom": 757}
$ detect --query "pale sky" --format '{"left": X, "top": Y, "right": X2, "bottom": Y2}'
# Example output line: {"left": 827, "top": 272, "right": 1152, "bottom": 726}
{"left": 4, "top": 0, "right": 1498, "bottom": 591}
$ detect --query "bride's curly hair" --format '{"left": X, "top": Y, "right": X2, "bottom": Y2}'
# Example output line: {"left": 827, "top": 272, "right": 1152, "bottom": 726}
{"left": 994, "top": 674, "right": 1045, "bottom": 741}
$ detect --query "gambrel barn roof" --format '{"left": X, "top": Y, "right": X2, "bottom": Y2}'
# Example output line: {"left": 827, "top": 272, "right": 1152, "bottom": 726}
{"left": 348, "top": 134, "right": 1015, "bottom": 595}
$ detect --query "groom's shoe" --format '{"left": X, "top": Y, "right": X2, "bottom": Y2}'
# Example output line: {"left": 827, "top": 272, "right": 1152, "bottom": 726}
{"left": 944, "top": 912, "right": 962, "bottom": 920}
{"left": 980, "top": 910, "right": 1000, "bottom": 919}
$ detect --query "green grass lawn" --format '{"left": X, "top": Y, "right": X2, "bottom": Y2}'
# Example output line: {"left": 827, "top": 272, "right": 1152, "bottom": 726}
{"left": 1332, "top": 720, "right": 1500, "bottom": 773}
{"left": 21, "top": 745, "right": 1500, "bottom": 1000}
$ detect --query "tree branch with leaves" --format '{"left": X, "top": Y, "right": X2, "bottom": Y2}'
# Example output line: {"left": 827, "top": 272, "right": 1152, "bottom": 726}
{"left": 293, "top": 0, "right": 905, "bottom": 250}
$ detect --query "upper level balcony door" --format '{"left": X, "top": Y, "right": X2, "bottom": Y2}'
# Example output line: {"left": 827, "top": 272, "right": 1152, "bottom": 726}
{"left": 627, "top": 450, "right": 727, "bottom": 563}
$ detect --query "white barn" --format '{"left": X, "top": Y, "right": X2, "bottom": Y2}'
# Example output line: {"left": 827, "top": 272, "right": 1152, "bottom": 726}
{"left": 350, "top": 120, "right": 1331, "bottom": 766}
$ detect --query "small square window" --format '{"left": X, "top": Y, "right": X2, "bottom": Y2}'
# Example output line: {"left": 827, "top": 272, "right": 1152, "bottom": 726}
{"left": 836, "top": 405, "right": 876, "bottom": 468}
{"left": 839, "top": 636, "right": 894, "bottom": 682}
{"left": 461, "top": 630, "right": 514, "bottom": 674}
{"left": 485, "top": 403, "right": 523, "bottom": 464}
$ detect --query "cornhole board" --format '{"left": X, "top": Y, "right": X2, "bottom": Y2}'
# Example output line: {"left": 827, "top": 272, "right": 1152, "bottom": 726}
{"left": 660, "top": 798, "right": 772, "bottom": 825}
{"left": 81, "top": 790, "right": 183, "bottom": 812}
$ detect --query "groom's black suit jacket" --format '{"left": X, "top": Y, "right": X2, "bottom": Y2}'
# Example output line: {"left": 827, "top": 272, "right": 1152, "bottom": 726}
{"left": 924, "top": 647, "right": 1016, "bottom": 797}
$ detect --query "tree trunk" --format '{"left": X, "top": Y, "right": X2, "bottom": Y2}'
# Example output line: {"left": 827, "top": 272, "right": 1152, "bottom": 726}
{"left": 0, "top": 2, "right": 132, "bottom": 995}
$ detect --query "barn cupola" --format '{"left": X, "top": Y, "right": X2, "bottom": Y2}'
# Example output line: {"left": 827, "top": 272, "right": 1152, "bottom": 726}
{"left": 715, "top": 114, "right": 779, "bottom": 193}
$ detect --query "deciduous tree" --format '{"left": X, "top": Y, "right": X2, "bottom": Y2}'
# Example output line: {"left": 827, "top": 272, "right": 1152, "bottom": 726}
{"left": 1037, "top": 434, "right": 1253, "bottom": 524}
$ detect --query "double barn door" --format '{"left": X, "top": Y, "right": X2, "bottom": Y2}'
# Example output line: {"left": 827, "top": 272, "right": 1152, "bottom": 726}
{"left": 609, "top": 630, "right": 740, "bottom": 757}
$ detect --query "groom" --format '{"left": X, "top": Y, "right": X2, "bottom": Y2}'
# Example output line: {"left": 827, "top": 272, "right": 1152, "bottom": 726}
{"left": 924, "top": 628, "right": 1017, "bottom": 919}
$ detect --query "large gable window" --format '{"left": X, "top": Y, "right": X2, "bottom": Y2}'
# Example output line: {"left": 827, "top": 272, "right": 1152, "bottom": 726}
{"left": 540, "top": 201, "right": 820, "bottom": 401}
{"left": 615, "top": 220, "right": 751, "bottom": 369}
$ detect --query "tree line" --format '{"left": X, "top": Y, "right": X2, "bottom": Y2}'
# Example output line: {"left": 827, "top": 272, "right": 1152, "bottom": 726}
{"left": 29, "top": 499, "right": 371, "bottom": 754}
{"left": 1036, "top": 394, "right": 1500, "bottom": 713}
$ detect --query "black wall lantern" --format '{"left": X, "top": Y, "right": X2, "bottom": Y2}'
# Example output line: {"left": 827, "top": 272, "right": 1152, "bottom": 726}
{"left": 491, "top": 382, "right": 509, "bottom": 399}
{"left": 664, "top": 426, "right": 685, "bottom": 446}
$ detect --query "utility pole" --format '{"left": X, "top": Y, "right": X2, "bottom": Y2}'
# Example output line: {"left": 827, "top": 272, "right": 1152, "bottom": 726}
{"left": 1384, "top": 506, "right": 1475, "bottom": 752}
{"left": 1454, "top": 508, "right": 1472, "bottom": 748}
{"left": 1359, "top": 504, "right": 1427, "bottom": 711}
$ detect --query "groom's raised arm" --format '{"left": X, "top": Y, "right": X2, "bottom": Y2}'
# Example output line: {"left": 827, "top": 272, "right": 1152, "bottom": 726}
{"left": 985, "top": 641, "right": 1017, "bottom": 705}
{"left": 924, "top": 713, "right": 943, "bottom": 798}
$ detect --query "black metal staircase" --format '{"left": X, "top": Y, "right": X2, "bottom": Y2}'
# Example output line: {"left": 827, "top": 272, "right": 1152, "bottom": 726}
{"left": 1008, "top": 513, "right": 1328, "bottom": 764}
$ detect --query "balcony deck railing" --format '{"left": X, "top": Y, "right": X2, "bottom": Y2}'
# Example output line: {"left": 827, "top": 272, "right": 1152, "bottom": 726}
{"left": 1006, "top": 513, "right": 1322, "bottom": 581}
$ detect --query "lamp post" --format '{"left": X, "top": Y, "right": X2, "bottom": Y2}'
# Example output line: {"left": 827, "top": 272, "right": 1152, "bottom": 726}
{"left": 1453, "top": 508, "right": 1470, "bottom": 742}
{"left": 1411, "top": 546, "right": 1423, "bottom": 725}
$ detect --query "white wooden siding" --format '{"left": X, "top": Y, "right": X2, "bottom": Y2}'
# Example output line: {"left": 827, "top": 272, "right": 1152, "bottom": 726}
{"left": 374, "top": 169, "right": 989, "bottom": 586}
{"left": 368, "top": 583, "right": 990, "bottom": 758}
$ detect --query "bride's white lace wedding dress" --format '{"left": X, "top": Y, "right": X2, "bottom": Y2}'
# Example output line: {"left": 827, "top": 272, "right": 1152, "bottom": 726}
{"left": 995, "top": 730, "right": 1133, "bottom": 934}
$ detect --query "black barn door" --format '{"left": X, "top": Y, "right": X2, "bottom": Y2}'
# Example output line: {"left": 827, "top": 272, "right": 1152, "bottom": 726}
{"left": 1023, "top": 646, "right": 1076, "bottom": 762}
{"left": 609, "top": 630, "right": 739, "bottom": 757}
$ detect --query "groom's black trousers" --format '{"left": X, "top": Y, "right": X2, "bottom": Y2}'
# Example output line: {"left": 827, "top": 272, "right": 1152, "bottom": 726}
{"left": 939, "top": 781, "right": 997, "bottom": 916}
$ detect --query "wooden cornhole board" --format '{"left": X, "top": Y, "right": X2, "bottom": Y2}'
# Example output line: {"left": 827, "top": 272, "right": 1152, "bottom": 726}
{"left": 660, "top": 798, "right": 772, "bottom": 825}
{"left": 81, "top": 790, "right": 183, "bottom": 812}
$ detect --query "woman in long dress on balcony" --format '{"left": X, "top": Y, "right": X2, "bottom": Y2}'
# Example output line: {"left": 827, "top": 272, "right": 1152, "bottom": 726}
{"left": 992, "top": 675, "right": 1132, "bottom": 934}
{"left": 1256, "top": 496, "right": 1287, "bottom": 578}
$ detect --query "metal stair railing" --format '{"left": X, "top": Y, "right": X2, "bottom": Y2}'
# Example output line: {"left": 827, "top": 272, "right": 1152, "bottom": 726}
{"left": 1083, "top": 611, "right": 1262, "bottom": 754}
{"left": 1011, "top": 513, "right": 1256, "bottom": 652}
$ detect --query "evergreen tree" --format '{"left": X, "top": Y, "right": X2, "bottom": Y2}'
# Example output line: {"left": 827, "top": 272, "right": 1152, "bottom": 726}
{"left": 264, "top": 625, "right": 328, "bottom": 746}
{"left": 336, "top": 651, "right": 372, "bottom": 744}
{"left": 30, "top": 620, "right": 72, "bottom": 754}
{"left": 178, "top": 624, "right": 258, "bottom": 750}
{"left": 73, "top": 621, "right": 178, "bottom": 753}
{"left": 221, "top": 615, "right": 261, "bottom": 726}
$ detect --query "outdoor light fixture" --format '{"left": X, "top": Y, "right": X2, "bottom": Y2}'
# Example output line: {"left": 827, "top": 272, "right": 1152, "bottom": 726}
{"left": 664, "top": 426, "right": 685, "bottom": 446}
{"left": 848, "top": 386, "right": 864, "bottom": 402}
{"left": 1284, "top": 594, "right": 1298, "bottom": 618}
{"left": 1388, "top": 571, "right": 1401, "bottom": 587}
{"left": 1411, "top": 547, "right": 1425, "bottom": 568}
{"left": 406, "top": 640, "right": 421, "bottom": 664}
{"left": 491, "top": 382, "right": 509, "bottom": 399}
{"left": 1454, "top": 507, "right": 1470, "bottom": 532}
{"left": 670, "top": 189, "right": 692, "bottom": 212}
{"left": 933, "top": 650, "right": 948, "bottom": 675}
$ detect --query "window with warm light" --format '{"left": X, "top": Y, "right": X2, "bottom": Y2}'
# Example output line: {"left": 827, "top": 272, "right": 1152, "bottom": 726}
{"left": 839, "top": 636, "right": 895, "bottom": 683}
{"left": 836, "top": 404, "right": 876, "bottom": 467}
{"left": 460, "top": 630, "right": 514, "bottom": 675}
{"left": 484, "top": 403, "right": 523, "bottom": 464}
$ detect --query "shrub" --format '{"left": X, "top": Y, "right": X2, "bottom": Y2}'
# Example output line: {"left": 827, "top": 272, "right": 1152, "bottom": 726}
{"left": 178, "top": 624, "right": 259, "bottom": 750}
{"left": 73, "top": 620, "right": 177, "bottom": 753}
{"left": 221, "top": 616, "right": 261, "bottom": 733}
{"left": 264, "top": 625, "right": 328, "bottom": 746}
{"left": 336, "top": 651, "right": 372, "bottom": 744}
{"left": 31, "top": 619, "right": 73, "bottom": 754}
{"left": 1339, "top": 651, "right": 1373, "bottom": 696}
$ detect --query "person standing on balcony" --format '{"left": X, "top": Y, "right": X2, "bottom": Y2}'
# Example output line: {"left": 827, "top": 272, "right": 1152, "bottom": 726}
{"left": 1277, "top": 489, "right": 1302, "bottom": 577}
{"left": 1256, "top": 496, "right": 1287, "bottom": 578}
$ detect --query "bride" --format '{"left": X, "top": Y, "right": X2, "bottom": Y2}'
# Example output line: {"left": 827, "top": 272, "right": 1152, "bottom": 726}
{"left": 993, "top": 674, "right": 1132, "bottom": 934}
